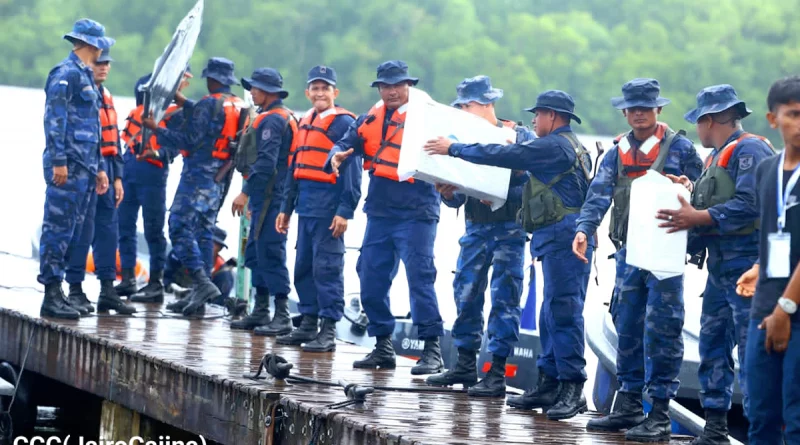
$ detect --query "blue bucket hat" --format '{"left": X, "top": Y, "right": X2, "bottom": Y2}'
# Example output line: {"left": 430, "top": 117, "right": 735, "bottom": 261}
{"left": 96, "top": 48, "right": 113, "bottom": 63}
{"left": 684, "top": 84, "right": 752, "bottom": 124}
{"left": 451, "top": 75, "right": 504, "bottom": 107}
{"left": 202, "top": 57, "right": 239, "bottom": 86}
{"left": 241, "top": 67, "right": 288, "bottom": 98}
{"left": 524, "top": 90, "right": 582, "bottom": 124}
{"left": 134, "top": 73, "right": 152, "bottom": 106}
{"left": 63, "top": 18, "right": 115, "bottom": 50}
{"left": 611, "top": 78, "right": 671, "bottom": 110}
{"left": 307, "top": 65, "right": 337, "bottom": 86}
{"left": 370, "top": 60, "right": 419, "bottom": 87}
{"left": 212, "top": 226, "right": 228, "bottom": 249}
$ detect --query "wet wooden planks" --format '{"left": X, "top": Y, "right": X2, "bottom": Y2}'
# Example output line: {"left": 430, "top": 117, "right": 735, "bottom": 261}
{"left": 0, "top": 289, "right": 694, "bottom": 444}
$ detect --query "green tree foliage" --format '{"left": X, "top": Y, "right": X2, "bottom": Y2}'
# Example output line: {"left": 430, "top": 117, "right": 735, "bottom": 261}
{"left": 1, "top": 0, "right": 797, "bottom": 140}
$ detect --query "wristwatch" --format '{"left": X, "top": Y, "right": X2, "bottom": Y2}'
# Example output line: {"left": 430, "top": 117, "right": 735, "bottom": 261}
{"left": 778, "top": 297, "right": 797, "bottom": 315}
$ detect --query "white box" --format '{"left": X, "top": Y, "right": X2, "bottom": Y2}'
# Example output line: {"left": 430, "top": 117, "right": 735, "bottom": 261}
{"left": 398, "top": 87, "right": 514, "bottom": 211}
{"left": 625, "top": 170, "right": 690, "bottom": 280}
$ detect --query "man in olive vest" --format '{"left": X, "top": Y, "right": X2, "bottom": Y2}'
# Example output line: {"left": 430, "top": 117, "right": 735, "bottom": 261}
{"left": 425, "top": 90, "right": 593, "bottom": 420}
{"left": 573, "top": 78, "right": 703, "bottom": 442}
{"left": 656, "top": 85, "right": 774, "bottom": 444}
{"left": 425, "top": 75, "right": 534, "bottom": 397}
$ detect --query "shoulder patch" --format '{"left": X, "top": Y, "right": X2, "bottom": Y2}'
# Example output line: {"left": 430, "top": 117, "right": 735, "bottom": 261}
{"left": 261, "top": 128, "right": 272, "bottom": 141}
{"left": 739, "top": 154, "right": 754, "bottom": 171}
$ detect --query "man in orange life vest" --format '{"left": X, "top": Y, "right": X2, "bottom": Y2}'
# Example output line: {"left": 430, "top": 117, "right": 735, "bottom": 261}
{"left": 272, "top": 65, "right": 360, "bottom": 351}
{"left": 117, "top": 69, "right": 192, "bottom": 303}
{"left": 142, "top": 57, "right": 244, "bottom": 316}
{"left": 326, "top": 60, "right": 445, "bottom": 374}
{"left": 655, "top": 85, "right": 774, "bottom": 444}
{"left": 228, "top": 68, "right": 296, "bottom": 335}
{"left": 573, "top": 78, "right": 703, "bottom": 442}
{"left": 64, "top": 47, "right": 135, "bottom": 315}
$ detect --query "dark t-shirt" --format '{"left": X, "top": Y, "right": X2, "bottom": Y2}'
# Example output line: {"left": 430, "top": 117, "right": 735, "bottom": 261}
{"left": 753, "top": 153, "right": 800, "bottom": 320}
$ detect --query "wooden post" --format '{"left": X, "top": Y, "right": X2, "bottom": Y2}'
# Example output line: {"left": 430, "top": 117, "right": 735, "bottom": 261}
{"left": 98, "top": 400, "right": 142, "bottom": 440}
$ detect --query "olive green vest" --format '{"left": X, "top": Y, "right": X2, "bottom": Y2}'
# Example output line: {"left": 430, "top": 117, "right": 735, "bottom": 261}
{"left": 519, "top": 132, "right": 590, "bottom": 233}
{"left": 609, "top": 128, "right": 681, "bottom": 249}
{"left": 691, "top": 134, "right": 775, "bottom": 235}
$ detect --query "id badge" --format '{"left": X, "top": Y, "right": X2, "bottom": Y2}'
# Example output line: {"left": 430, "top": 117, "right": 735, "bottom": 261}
{"left": 767, "top": 232, "right": 792, "bottom": 278}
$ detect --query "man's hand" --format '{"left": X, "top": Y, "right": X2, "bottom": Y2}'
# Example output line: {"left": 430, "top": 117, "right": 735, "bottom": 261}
{"left": 96, "top": 171, "right": 109, "bottom": 195}
{"left": 480, "top": 200, "right": 494, "bottom": 207}
{"left": 666, "top": 174, "right": 694, "bottom": 193}
{"left": 330, "top": 216, "right": 348, "bottom": 238}
{"left": 141, "top": 117, "right": 158, "bottom": 131}
{"left": 736, "top": 264, "right": 759, "bottom": 297}
{"left": 330, "top": 148, "right": 354, "bottom": 177}
{"left": 137, "top": 148, "right": 160, "bottom": 162}
{"left": 231, "top": 192, "right": 248, "bottom": 217}
{"left": 760, "top": 307, "right": 792, "bottom": 354}
{"left": 573, "top": 232, "right": 589, "bottom": 263}
{"left": 113, "top": 178, "right": 124, "bottom": 207}
{"left": 656, "top": 195, "right": 703, "bottom": 233}
{"left": 275, "top": 213, "right": 290, "bottom": 235}
{"left": 435, "top": 183, "right": 458, "bottom": 200}
{"left": 52, "top": 166, "right": 68, "bottom": 186}
{"left": 423, "top": 137, "right": 452, "bottom": 156}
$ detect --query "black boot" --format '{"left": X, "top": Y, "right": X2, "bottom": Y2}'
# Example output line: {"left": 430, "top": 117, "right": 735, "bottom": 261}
{"left": 97, "top": 280, "right": 137, "bottom": 315}
{"left": 507, "top": 369, "right": 561, "bottom": 410}
{"left": 624, "top": 397, "right": 671, "bottom": 442}
{"left": 546, "top": 381, "right": 588, "bottom": 420}
{"left": 468, "top": 355, "right": 506, "bottom": 397}
{"left": 229, "top": 293, "right": 271, "bottom": 330}
{"left": 410, "top": 337, "right": 445, "bottom": 375}
{"left": 426, "top": 348, "right": 478, "bottom": 387}
{"left": 276, "top": 315, "right": 319, "bottom": 345}
{"left": 40, "top": 282, "right": 81, "bottom": 319}
{"left": 115, "top": 268, "right": 137, "bottom": 297}
{"left": 67, "top": 282, "right": 94, "bottom": 314}
{"left": 182, "top": 269, "right": 221, "bottom": 316}
{"left": 691, "top": 410, "right": 730, "bottom": 445}
{"left": 254, "top": 296, "right": 292, "bottom": 336}
{"left": 303, "top": 317, "right": 338, "bottom": 352}
{"left": 166, "top": 296, "right": 190, "bottom": 312}
{"left": 130, "top": 270, "right": 164, "bottom": 303}
{"left": 586, "top": 391, "right": 645, "bottom": 432}
{"left": 353, "top": 336, "right": 396, "bottom": 369}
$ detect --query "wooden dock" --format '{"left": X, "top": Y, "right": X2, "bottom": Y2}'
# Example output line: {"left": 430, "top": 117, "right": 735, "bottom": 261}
{"left": 0, "top": 284, "right": 694, "bottom": 444}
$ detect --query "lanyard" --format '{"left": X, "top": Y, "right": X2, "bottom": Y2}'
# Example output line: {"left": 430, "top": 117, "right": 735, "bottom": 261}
{"left": 777, "top": 149, "right": 800, "bottom": 232}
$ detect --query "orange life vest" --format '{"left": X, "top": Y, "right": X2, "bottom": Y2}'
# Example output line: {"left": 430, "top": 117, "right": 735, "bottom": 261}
{"left": 213, "top": 255, "right": 225, "bottom": 275}
{"left": 614, "top": 122, "right": 671, "bottom": 179}
{"left": 358, "top": 100, "right": 412, "bottom": 183}
{"left": 121, "top": 104, "right": 181, "bottom": 168}
{"left": 209, "top": 92, "right": 246, "bottom": 160}
{"left": 703, "top": 132, "right": 772, "bottom": 169}
{"left": 99, "top": 88, "right": 119, "bottom": 156}
{"left": 291, "top": 106, "right": 355, "bottom": 184}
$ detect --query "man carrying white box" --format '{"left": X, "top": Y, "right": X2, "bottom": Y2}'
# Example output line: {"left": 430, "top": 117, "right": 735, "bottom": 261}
{"left": 425, "top": 90, "right": 594, "bottom": 421}
{"left": 425, "top": 75, "right": 534, "bottom": 398}
{"left": 325, "top": 60, "right": 445, "bottom": 375}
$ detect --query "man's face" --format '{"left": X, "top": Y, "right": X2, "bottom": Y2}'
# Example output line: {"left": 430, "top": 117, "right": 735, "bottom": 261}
{"left": 377, "top": 82, "right": 410, "bottom": 109}
{"left": 623, "top": 107, "right": 661, "bottom": 131}
{"left": 768, "top": 101, "right": 800, "bottom": 150}
{"left": 532, "top": 109, "right": 555, "bottom": 138}
{"left": 305, "top": 80, "right": 338, "bottom": 112}
{"left": 250, "top": 87, "right": 267, "bottom": 106}
{"left": 695, "top": 116, "right": 715, "bottom": 149}
{"left": 93, "top": 61, "right": 110, "bottom": 83}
